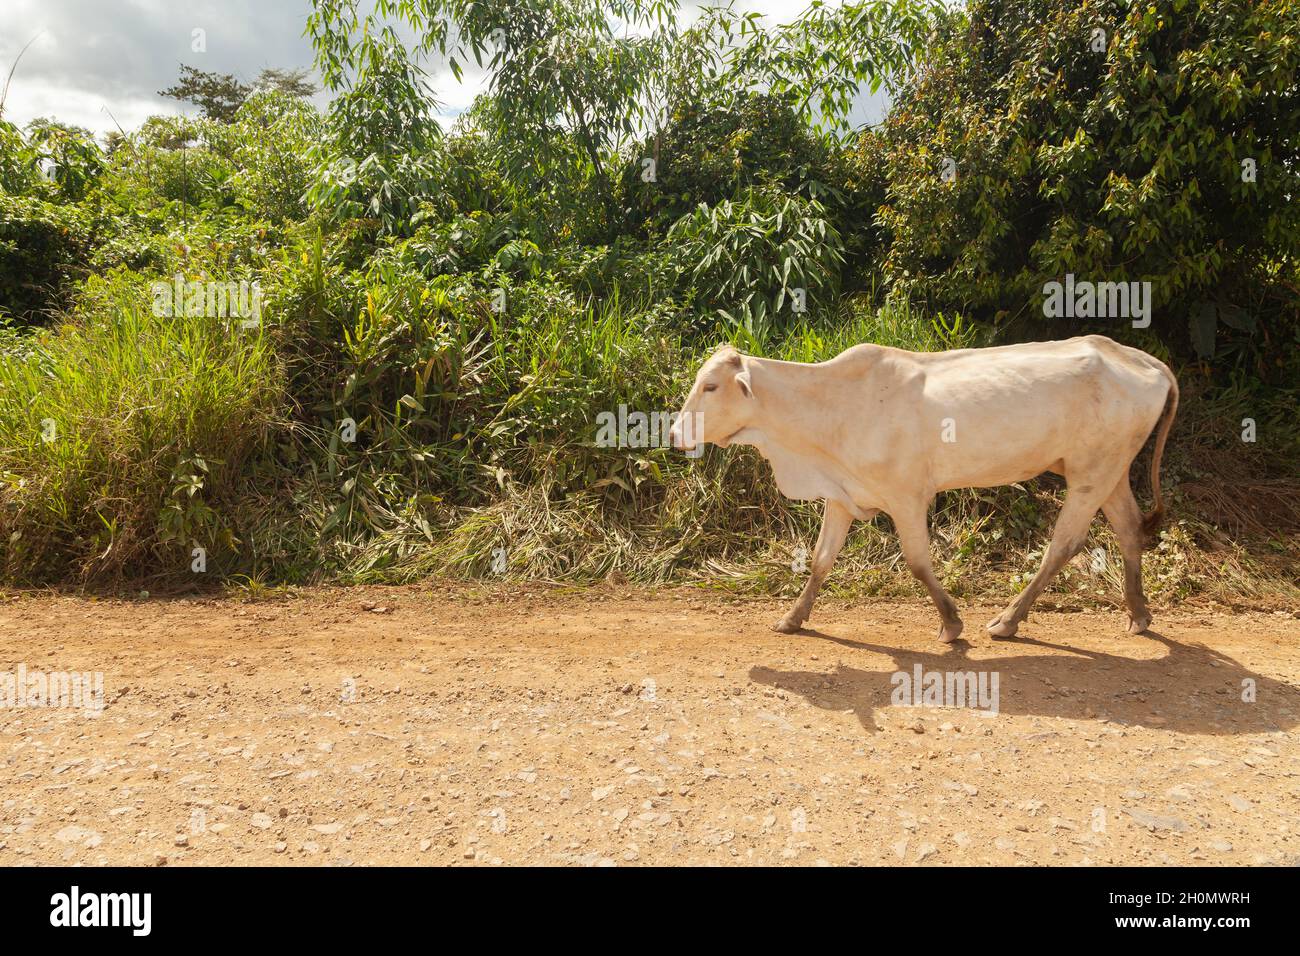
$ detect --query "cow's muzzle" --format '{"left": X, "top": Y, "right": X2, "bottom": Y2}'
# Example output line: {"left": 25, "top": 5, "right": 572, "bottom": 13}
{"left": 668, "top": 412, "right": 704, "bottom": 457}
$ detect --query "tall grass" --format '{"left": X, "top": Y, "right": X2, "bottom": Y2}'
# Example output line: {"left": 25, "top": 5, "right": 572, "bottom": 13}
{"left": 0, "top": 273, "right": 283, "bottom": 583}
{"left": 343, "top": 293, "right": 988, "bottom": 587}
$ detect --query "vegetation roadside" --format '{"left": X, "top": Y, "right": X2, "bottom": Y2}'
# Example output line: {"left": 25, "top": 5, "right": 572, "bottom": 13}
{"left": 0, "top": 0, "right": 1296, "bottom": 609}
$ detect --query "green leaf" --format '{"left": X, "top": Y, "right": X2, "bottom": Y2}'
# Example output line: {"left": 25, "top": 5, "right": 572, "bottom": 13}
{"left": 1189, "top": 302, "right": 1217, "bottom": 359}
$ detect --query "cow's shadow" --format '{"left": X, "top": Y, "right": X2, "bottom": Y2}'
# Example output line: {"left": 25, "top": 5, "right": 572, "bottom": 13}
{"left": 749, "top": 629, "right": 1300, "bottom": 736}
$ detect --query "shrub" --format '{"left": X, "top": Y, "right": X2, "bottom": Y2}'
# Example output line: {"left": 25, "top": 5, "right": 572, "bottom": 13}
{"left": 0, "top": 120, "right": 39, "bottom": 194}
{"left": 106, "top": 116, "right": 237, "bottom": 212}
{"left": 0, "top": 192, "right": 94, "bottom": 323}
{"left": 23, "top": 119, "right": 104, "bottom": 203}
{"left": 666, "top": 184, "right": 845, "bottom": 336}
{"left": 617, "top": 92, "right": 846, "bottom": 238}
{"left": 227, "top": 90, "right": 324, "bottom": 223}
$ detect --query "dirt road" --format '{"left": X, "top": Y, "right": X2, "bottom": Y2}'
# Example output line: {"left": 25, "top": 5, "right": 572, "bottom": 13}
{"left": 1, "top": 585, "right": 1297, "bottom": 866}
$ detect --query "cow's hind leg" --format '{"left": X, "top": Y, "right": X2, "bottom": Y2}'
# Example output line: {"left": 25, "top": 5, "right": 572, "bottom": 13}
{"left": 987, "top": 481, "right": 1110, "bottom": 638}
{"left": 774, "top": 500, "right": 855, "bottom": 634}
{"left": 892, "top": 502, "right": 964, "bottom": 643}
{"left": 1101, "top": 479, "right": 1152, "bottom": 634}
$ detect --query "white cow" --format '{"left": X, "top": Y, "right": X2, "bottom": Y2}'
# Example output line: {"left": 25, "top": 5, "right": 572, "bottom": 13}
{"left": 668, "top": 335, "right": 1178, "bottom": 642}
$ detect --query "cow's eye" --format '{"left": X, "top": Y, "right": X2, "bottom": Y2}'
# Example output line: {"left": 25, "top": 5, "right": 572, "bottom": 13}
{"left": 702, "top": 384, "right": 718, "bottom": 393}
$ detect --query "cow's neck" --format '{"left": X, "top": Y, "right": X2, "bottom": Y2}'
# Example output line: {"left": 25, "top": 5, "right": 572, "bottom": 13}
{"left": 728, "top": 357, "right": 866, "bottom": 509}
{"left": 722, "top": 356, "right": 852, "bottom": 502}
{"left": 744, "top": 357, "right": 834, "bottom": 452}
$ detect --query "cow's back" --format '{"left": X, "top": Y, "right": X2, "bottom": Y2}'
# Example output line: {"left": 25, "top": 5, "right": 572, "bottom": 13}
{"left": 884, "top": 336, "right": 1171, "bottom": 492}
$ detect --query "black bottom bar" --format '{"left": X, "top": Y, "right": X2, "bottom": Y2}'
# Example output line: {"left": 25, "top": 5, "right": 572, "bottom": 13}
{"left": 0, "top": 865, "right": 1278, "bottom": 942}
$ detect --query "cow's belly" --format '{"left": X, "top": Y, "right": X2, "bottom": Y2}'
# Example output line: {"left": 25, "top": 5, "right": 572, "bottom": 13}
{"left": 935, "top": 454, "right": 1063, "bottom": 491}
{"left": 926, "top": 407, "right": 1084, "bottom": 488}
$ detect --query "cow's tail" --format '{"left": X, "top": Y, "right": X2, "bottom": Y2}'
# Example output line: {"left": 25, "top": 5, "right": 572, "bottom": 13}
{"left": 1141, "top": 363, "right": 1179, "bottom": 540}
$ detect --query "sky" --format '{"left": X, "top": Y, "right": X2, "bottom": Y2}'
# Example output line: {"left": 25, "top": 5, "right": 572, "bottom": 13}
{"left": 0, "top": 0, "right": 889, "bottom": 139}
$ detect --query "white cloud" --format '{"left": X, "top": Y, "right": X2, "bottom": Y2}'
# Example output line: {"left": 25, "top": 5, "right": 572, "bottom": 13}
{"left": 0, "top": 0, "right": 319, "bottom": 135}
{"left": 3, "top": 82, "right": 182, "bottom": 140}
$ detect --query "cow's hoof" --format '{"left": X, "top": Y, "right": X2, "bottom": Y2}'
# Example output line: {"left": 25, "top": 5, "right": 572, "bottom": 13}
{"left": 772, "top": 617, "right": 803, "bottom": 634}
{"left": 1127, "top": 615, "right": 1152, "bottom": 635}
{"left": 938, "top": 620, "right": 964, "bottom": 644}
{"left": 986, "top": 615, "right": 1018, "bottom": 638}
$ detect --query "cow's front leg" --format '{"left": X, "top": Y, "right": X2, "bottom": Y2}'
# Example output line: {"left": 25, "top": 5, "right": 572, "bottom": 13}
{"left": 773, "top": 500, "right": 855, "bottom": 634}
{"left": 892, "top": 501, "right": 964, "bottom": 643}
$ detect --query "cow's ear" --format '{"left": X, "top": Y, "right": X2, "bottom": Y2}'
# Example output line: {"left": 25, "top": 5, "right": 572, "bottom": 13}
{"left": 735, "top": 369, "right": 753, "bottom": 398}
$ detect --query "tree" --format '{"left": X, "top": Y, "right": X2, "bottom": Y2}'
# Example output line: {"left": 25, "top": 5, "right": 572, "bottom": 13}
{"left": 865, "top": 0, "right": 1300, "bottom": 358}
{"left": 305, "top": 35, "right": 444, "bottom": 236}
{"left": 654, "top": 0, "right": 941, "bottom": 138}
{"left": 306, "top": 0, "right": 937, "bottom": 240}
{"left": 160, "top": 65, "right": 317, "bottom": 123}
{"left": 159, "top": 65, "right": 252, "bottom": 122}
{"left": 254, "top": 68, "right": 318, "bottom": 99}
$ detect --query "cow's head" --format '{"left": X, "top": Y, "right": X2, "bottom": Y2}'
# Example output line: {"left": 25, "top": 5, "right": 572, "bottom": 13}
{"left": 669, "top": 345, "right": 754, "bottom": 453}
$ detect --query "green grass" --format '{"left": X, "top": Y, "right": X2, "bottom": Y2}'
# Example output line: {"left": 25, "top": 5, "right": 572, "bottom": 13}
{"left": 0, "top": 272, "right": 283, "bottom": 583}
